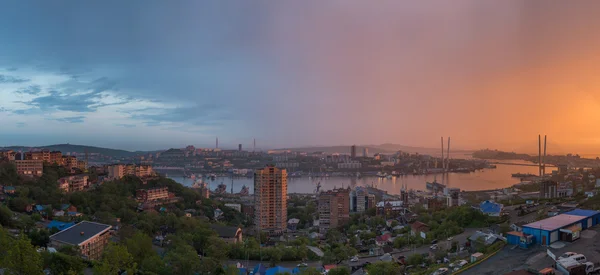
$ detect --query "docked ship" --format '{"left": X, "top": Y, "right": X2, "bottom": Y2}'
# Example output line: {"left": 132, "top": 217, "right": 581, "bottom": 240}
{"left": 191, "top": 180, "right": 206, "bottom": 189}
{"left": 512, "top": 173, "right": 536, "bottom": 178}
{"left": 426, "top": 180, "right": 446, "bottom": 192}
{"left": 214, "top": 183, "right": 227, "bottom": 194}
{"left": 239, "top": 185, "right": 249, "bottom": 196}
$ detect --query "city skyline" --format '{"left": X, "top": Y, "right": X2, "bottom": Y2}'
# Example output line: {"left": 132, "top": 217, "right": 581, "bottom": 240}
{"left": 2, "top": 1, "right": 600, "bottom": 152}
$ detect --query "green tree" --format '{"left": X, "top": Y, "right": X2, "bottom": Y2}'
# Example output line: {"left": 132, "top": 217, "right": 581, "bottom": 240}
{"left": 328, "top": 267, "right": 351, "bottom": 275}
{"left": 43, "top": 252, "right": 86, "bottom": 275}
{"left": 125, "top": 231, "right": 154, "bottom": 264}
{"left": 140, "top": 253, "right": 172, "bottom": 275}
{"left": 0, "top": 227, "right": 12, "bottom": 265}
{"left": 223, "top": 265, "right": 240, "bottom": 275}
{"left": 365, "top": 262, "right": 401, "bottom": 275}
{"left": 206, "top": 236, "right": 229, "bottom": 262}
{"left": 164, "top": 243, "right": 200, "bottom": 275}
{"left": 4, "top": 233, "right": 44, "bottom": 275}
{"left": 299, "top": 267, "right": 322, "bottom": 275}
{"left": 94, "top": 243, "right": 137, "bottom": 275}
{"left": 0, "top": 205, "right": 14, "bottom": 226}
{"left": 406, "top": 253, "right": 424, "bottom": 266}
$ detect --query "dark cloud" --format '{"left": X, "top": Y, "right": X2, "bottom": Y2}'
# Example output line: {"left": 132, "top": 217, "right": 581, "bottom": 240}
{"left": 25, "top": 76, "right": 124, "bottom": 112}
{"left": 0, "top": 75, "right": 29, "bottom": 83}
{"left": 114, "top": 123, "right": 136, "bottom": 128}
{"left": 130, "top": 105, "right": 229, "bottom": 127}
{"left": 6, "top": 67, "right": 18, "bottom": 71}
{"left": 48, "top": 116, "right": 86, "bottom": 123}
{"left": 29, "top": 91, "right": 98, "bottom": 112}
{"left": 15, "top": 85, "right": 42, "bottom": 95}
{"left": 15, "top": 122, "right": 26, "bottom": 128}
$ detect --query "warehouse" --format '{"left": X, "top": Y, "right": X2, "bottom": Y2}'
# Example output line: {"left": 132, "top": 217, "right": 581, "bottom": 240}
{"left": 521, "top": 213, "right": 590, "bottom": 245}
{"left": 563, "top": 209, "right": 600, "bottom": 229}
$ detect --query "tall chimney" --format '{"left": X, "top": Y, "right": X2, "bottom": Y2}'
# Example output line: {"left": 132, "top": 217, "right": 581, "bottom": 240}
{"left": 538, "top": 135, "right": 542, "bottom": 177}
{"left": 543, "top": 135, "right": 547, "bottom": 176}
{"left": 441, "top": 137, "right": 444, "bottom": 171}
{"left": 447, "top": 137, "right": 450, "bottom": 173}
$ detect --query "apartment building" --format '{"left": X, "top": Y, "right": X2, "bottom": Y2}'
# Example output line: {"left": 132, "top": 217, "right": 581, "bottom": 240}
{"left": 136, "top": 187, "right": 170, "bottom": 202}
{"left": 62, "top": 156, "right": 79, "bottom": 170}
{"left": 254, "top": 165, "right": 287, "bottom": 235}
{"left": 58, "top": 175, "right": 90, "bottom": 193}
{"left": 14, "top": 159, "right": 44, "bottom": 176}
{"left": 49, "top": 221, "right": 112, "bottom": 260}
{"left": 0, "top": 150, "right": 16, "bottom": 161}
{"left": 318, "top": 187, "right": 350, "bottom": 234}
{"left": 107, "top": 164, "right": 154, "bottom": 180}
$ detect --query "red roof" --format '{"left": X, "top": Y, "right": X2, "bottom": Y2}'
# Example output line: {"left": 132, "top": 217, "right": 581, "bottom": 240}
{"left": 376, "top": 234, "right": 392, "bottom": 242}
{"left": 507, "top": 231, "right": 524, "bottom": 237}
{"left": 411, "top": 221, "right": 429, "bottom": 232}
{"left": 324, "top": 265, "right": 337, "bottom": 271}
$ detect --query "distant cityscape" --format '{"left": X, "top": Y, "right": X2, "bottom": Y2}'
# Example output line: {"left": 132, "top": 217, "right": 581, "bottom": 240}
{"left": 3, "top": 136, "right": 600, "bottom": 274}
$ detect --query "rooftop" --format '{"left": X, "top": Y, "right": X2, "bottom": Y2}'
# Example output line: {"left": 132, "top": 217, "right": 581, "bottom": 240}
{"left": 210, "top": 224, "right": 240, "bottom": 238}
{"left": 523, "top": 214, "right": 586, "bottom": 231}
{"left": 49, "top": 221, "right": 111, "bottom": 246}
{"left": 563, "top": 209, "right": 600, "bottom": 218}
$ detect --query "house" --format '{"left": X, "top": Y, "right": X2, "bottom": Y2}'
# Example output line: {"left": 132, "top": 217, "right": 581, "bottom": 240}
{"left": 471, "top": 252, "right": 484, "bottom": 263}
{"left": 309, "top": 232, "right": 320, "bottom": 239}
{"left": 49, "top": 221, "right": 112, "bottom": 260}
{"left": 468, "top": 231, "right": 505, "bottom": 246}
{"left": 376, "top": 233, "right": 392, "bottom": 246}
{"left": 411, "top": 221, "right": 429, "bottom": 239}
{"left": 210, "top": 224, "right": 243, "bottom": 244}
{"left": 479, "top": 200, "right": 503, "bottom": 217}
{"left": 287, "top": 218, "right": 300, "bottom": 231}
{"left": 3, "top": 186, "right": 15, "bottom": 194}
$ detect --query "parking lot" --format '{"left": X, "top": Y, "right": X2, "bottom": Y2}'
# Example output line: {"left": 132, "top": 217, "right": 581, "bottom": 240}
{"left": 464, "top": 227, "right": 600, "bottom": 275}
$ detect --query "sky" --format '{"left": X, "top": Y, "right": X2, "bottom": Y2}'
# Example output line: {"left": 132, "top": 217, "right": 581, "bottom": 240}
{"left": 1, "top": 1, "right": 600, "bottom": 153}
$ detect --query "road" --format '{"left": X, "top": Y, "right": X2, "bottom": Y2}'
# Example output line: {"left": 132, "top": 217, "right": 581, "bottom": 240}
{"left": 230, "top": 228, "right": 481, "bottom": 271}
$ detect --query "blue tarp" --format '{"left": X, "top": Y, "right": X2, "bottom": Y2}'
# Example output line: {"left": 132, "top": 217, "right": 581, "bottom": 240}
{"left": 238, "top": 268, "right": 247, "bottom": 275}
{"left": 266, "top": 266, "right": 292, "bottom": 275}
{"left": 253, "top": 264, "right": 267, "bottom": 275}
{"left": 47, "top": 220, "right": 75, "bottom": 231}
{"left": 480, "top": 200, "right": 502, "bottom": 214}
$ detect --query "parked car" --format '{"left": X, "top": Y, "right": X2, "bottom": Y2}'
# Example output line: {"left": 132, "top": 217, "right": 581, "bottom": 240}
{"left": 297, "top": 263, "right": 308, "bottom": 267}
{"left": 430, "top": 244, "right": 438, "bottom": 250}
{"left": 431, "top": 239, "right": 438, "bottom": 244}
{"left": 447, "top": 237, "right": 453, "bottom": 241}
{"left": 558, "top": 252, "right": 577, "bottom": 260}
{"left": 432, "top": 267, "right": 449, "bottom": 275}
{"left": 350, "top": 256, "right": 359, "bottom": 262}
{"left": 570, "top": 254, "right": 587, "bottom": 263}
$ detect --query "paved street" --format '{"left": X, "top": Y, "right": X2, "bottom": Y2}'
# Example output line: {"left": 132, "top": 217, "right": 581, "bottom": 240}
{"left": 232, "top": 228, "right": 482, "bottom": 271}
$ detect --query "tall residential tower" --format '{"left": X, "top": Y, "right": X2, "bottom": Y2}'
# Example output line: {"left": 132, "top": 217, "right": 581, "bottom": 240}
{"left": 254, "top": 165, "right": 287, "bottom": 235}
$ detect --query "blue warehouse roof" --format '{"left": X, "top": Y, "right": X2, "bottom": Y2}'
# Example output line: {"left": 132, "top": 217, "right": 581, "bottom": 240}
{"left": 564, "top": 209, "right": 600, "bottom": 218}
{"left": 480, "top": 200, "right": 503, "bottom": 214}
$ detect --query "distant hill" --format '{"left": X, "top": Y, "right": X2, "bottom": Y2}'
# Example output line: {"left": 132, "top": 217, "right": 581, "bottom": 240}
{"left": 281, "top": 146, "right": 393, "bottom": 155}
{"left": 281, "top": 143, "right": 474, "bottom": 156}
{"left": 0, "top": 144, "right": 140, "bottom": 158}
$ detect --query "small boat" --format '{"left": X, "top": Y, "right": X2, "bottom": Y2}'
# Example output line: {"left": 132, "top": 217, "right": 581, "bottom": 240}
{"left": 386, "top": 175, "right": 393, "bottom": 179}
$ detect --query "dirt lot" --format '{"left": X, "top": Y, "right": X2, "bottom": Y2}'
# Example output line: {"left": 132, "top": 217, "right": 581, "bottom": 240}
{"left": 464, "top": 227, "right": 600, "bottom": 275}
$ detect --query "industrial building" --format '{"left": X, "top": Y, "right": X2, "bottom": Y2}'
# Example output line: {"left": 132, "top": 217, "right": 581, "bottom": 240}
{"left": 512, "top": 209, "right": 600, "bottom": 245}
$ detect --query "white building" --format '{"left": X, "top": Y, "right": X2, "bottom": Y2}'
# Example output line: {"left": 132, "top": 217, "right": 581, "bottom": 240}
{"left": 338, "top": 162, "right": 362, "bottom": 169}
{"left": 224, "top": 203, "right": 241, "bottom": 212}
